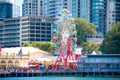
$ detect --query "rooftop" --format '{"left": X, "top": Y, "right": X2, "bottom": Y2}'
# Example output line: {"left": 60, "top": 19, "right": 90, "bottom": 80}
{"left": 0, "top": 47, "right": 48, "bottom": 55}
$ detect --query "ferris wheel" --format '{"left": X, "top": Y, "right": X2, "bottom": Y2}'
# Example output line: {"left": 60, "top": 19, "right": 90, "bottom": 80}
{"left": 52, "top": 9, "right": 77, "bottom": 69}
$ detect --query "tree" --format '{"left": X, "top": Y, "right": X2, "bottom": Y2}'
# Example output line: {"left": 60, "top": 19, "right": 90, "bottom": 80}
{"left": 22, "top": 42, "right": 31, "bottom": 47}
{"left": 101, "top": 22, "right": 120, "bottom": 54}
{"left": 31, "top": 41, "right": 54, "bottom": 53}
{"left": 74, "top": 18, "right": 97, "bottom": 45}
{"left": 82, "top": 41, "right": 99, "bottom": 54}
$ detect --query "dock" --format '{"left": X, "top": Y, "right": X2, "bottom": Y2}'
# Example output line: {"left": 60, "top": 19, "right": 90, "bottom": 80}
{"left": 0, "top": 70, "right": 120, "bottom": 78}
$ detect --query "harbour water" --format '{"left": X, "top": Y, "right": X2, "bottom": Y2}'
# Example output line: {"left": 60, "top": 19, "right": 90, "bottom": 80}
{"left": 0, "top": 77, "right": 119, "bottom": 80}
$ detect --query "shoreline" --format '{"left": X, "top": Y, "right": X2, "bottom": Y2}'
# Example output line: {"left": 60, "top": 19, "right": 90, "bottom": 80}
{"left": 0, "top": 71, "right": 120, "bottom": 78}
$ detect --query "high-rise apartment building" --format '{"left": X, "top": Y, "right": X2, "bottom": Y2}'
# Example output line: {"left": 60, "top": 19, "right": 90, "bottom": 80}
{"left": 0, "top": 0, "right": 20, "bottom": 18}
{"left": 0, "top": 16, "right": 52, "bottom": 47}
{"left": 106, "top": 0, "right": 120, "bottom": 32}
{"left": 78, "top": 0, "right": 106, "bottom": 44}
{"left": 22, "top": 0, "right": 79, "bottom": 19}
{"left": 78, "top": 0, "right": 90, "bottom": 20}
{"left": 78, "top": 0, "right": 120, "bottom": 44}
{"left": 90, "top": 0, "right": 107, "bottom": 36}
{"left": 44, "top": 0, "right": 78, "bottom": 20}
{"left": 72, "top": 0, "right": 78, "bottom": 18}
{"left": 22, "top": 0, "right": 44, "bottom": 16}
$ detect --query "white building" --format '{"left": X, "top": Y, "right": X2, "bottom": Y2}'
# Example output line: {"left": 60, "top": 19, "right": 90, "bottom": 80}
{"left": 22, "top": 0, "right": 44, "bottom": 16}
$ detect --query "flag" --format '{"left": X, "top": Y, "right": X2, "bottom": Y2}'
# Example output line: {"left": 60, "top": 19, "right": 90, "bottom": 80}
{"left": 0, "top": 46, "right": 2, "bottom": 52}
{"left": 0, "top": 44, "right": 2, "bottom": 52}
{"left": 17, "top": 47, "right": 22, "bottom": 56}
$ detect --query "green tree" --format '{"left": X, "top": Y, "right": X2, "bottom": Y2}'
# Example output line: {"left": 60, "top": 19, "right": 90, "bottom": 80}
{"left": 82, "top": 41, "right": 99, "bottom": 54}
{"left": 75, "top": 18, "right": 97, "bottom": 45}
{"left": 31, "top": 41, "right": 54, "bottom": 53}
{"left": 22, "top": 42, "right": 31, "bottom": 47}
{"left": 101, "top": 22, "right": 120, "bottom": 54}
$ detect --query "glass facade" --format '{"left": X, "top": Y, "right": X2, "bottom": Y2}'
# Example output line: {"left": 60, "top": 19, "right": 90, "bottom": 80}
{"left": 115, "top": 0, "right": 120, "bottom": 22}
{"left": 90, "top": 0, "right": 106, "bottom": 36}
{"left": 79, "top": 0, "right": 120, "bottom": 44}
{"left": 44, "top": 0, "right": 56, "bottom": 20}
{"left": 78, "top": 0, "right": 120, "bottom": 35}
{"left": 72, "top": 0, "right": 77, "bottom": 18}
{"left": 78, "top": 0, "right": 89, "bottom": 20}
{"left": 106, "top": 0, "right": 116, "bottom": 32}
{"left": 0, "top": 3, "right": 12, "bottom": 18}
{"left": 44, "top": 0, "right": 77, "bottom": 20}
{"left": 0, "top": 2, "right": 20, "bottom": 18}
{"left": 3, "top": 18, "right": 21, "bottom": 47}
{"left": 0, "top": 19, "right": 4, "bottom": 47}
{"left": 21, "top": 16, "right": 52, "bottom": 44}
{"left": 106, "top": 0, "right": 120, "bottom": 32}
{"left": 22, "top": 0, "right": 44, "bottom": 16}
{"left": 0, "top": 16, "right": 52, "bottom": 47}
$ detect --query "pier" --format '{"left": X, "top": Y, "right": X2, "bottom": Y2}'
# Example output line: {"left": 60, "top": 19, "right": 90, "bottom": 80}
{"left": 0, "top": 70, "right": 120, "bottom": 78}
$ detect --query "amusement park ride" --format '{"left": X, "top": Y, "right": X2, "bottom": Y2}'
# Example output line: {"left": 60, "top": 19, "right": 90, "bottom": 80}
{"left": 28, "top": 9, "right": 80, "bottom": 71}
{"left": 52, "top": 9, "right": 78, "bottom": 70}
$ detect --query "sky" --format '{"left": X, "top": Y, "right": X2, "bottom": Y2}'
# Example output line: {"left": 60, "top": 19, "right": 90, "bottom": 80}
{"left": 2, "top": 0, "right": 23, "bottom": 5}
{"left": 14, "top": 0, "right": 23, "bottom": 6}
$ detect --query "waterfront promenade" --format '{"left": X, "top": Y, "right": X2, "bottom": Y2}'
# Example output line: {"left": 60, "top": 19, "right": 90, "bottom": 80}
{"left": 0, "top": 70, "right": 120, "bottom": 78}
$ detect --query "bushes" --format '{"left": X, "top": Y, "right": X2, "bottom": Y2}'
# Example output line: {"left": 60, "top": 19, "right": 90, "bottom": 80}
{"left": 30, "top": 41, "right": 54, "bottom": 53}
{"left": 23, "top": 41, "right": 54, "bottom": 53}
